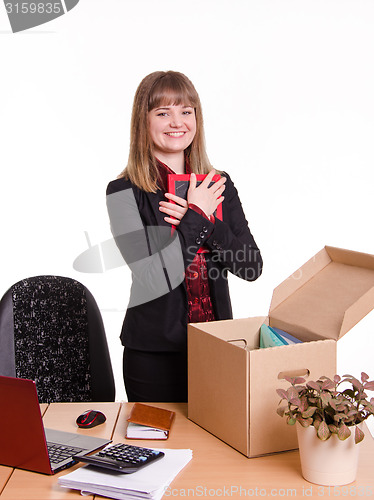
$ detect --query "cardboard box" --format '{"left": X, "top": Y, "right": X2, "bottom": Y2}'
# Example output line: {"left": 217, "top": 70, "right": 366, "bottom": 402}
{"left": 188, "top": 246, "right": 374, "bottom": 457}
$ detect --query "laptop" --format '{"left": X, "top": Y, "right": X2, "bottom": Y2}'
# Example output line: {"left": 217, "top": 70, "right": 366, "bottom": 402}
{"left": 0, "top": 375, "right": 112, "bottom": 475}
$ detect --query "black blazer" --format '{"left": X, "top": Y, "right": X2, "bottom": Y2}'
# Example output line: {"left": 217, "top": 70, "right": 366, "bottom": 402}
{"left": 106, "top": 172, "right": 262, "bottom": 352}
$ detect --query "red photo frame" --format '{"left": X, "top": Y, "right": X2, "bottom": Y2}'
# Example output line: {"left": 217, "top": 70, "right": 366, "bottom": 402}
{"left": 167, "top": 174, "right": 223, "bottom": 230}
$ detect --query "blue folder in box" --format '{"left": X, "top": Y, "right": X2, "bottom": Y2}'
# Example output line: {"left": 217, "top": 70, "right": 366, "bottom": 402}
{"left": 270, "top": 327, "right": 302, "bottom": 344}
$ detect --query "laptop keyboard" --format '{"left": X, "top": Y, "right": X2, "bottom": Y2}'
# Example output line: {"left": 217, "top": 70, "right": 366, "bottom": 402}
{"left": 47, "top": 442, "right": 84, "bottom": 465}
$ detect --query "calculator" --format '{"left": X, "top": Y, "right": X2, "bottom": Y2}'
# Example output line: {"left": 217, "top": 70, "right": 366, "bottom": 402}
{"left": 74, "top": 443, "right": 165, "bottom": 473}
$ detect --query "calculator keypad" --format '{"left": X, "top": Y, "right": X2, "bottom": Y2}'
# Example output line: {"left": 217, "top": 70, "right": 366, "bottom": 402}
{"left": 75, "top": 443, "right": 165, "bottom": 473}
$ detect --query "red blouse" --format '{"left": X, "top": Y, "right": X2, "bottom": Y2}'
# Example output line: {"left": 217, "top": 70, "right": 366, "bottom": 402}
{"left": 156, "top": 159, "right": 215, "bottom": 323}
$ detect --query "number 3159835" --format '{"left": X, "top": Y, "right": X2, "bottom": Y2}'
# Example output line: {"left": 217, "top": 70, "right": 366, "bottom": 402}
{"left": 5, "top": 3, "right": 62, "bottom": 14}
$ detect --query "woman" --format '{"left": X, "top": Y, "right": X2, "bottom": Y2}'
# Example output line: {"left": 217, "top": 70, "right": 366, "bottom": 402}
{"left": 106, "top": 71, "right": 262, "bottom": 402}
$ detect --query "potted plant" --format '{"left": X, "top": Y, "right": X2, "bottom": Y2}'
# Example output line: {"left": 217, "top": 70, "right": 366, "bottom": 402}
{"left": 276, "top": 372, "right": 374, "bottom": 486}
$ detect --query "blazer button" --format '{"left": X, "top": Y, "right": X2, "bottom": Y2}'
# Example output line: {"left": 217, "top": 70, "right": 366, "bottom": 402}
{"left": 212, "top": 240, "right": 218, "bottom": 246}
{"left": 202, "top": 226, "right": 208, "bottom": 233}
{"left": 196, "top": 237, "right": 202, "bottom": 245}
{"left": 199, "top": 232, "right": 205, "bottom": 238}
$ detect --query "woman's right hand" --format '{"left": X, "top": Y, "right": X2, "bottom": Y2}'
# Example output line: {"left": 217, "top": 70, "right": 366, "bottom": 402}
{"left": 187, "top": 169, "right": 226, "bottom": 217}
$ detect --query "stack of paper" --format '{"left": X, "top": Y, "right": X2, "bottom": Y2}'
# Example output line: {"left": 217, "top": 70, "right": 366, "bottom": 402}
{"left": 58, "top": 448, "right": 192, "bottom": 500}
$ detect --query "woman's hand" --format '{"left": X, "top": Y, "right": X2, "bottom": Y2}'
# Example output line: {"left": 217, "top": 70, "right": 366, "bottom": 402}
{"left": 187, "top": 169, "right": 226, "bottom": 217}
{"left": 159, "top": 193, "right": 188, "bottom": 226}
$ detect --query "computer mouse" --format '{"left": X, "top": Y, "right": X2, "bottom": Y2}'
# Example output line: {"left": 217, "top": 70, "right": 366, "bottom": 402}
{"left": 76, "top": 410, "right": 106, "bottom": 428}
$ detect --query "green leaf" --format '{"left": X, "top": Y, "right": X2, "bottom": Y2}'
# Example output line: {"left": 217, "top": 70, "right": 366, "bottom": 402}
{"left": 328, "top": 424, "right": 339, "bottom": 434}
{"left": 329, "top": 399, "right": 338, "bottom": 411}
{"left": 276, "top": 389, "right": 288, "bottom": 400}
{"left": 361, "top": 372, "right": 369, "bottom": 382}
{"left": 285, "top": 376, "right": 305, "bottom": 385}
{"left": 313, "top": 413, "right": 322, "bottom": 426}
{"left": 277, "top": 406, "right": 287, "bottom": 417}
{"left": 307, "top": 381, "right": 321, "bottom": 391}
{"left": 302, "top": 406, "right": 317, "bottom": 418}
{"left": 363, "top": 381, "right": 374, "bottom": 391}
{"left": 347, "top": 410, "right": 358, "bottom": 418}
{"left": 293, "top": 377, "right": 307, "bottom": 384}
{"left": 287, "top": 387, "right": 299, "bottom": 401}
{"left": 351, "top": 377, "right": 363, "bottom": 391}
{"left": 355, "top": 426, "right": 364, "bottom": 444}
{"left": 297, "top": 417, "right": 313, "bottom": 427}
{"left": 334, "top": 412, "right": 349, "bottom": 422}
{"left": 321, "top": 379, "right": 335, "bottom": 390}
{"left": 337, "top": 424, "right": 351, "bottom": 441}
{"left": 287, "top": 417, "right": 296, "bottom": 425}
{"left": 299, "top": 396, "right": 309, "bottom": 412}
{"left": 317, "top": 421, "right": 330, "bottom": 441}
{"left": 362, "top": 402, "right": 374, "bottom": 414}
{"left": 320, "top": 392, "right": 332, "bottom": 407}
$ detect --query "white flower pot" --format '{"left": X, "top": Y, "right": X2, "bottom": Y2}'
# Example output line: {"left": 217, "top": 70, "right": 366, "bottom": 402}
{"left": 296, "top": 424, "right": 361, "bottom": 486}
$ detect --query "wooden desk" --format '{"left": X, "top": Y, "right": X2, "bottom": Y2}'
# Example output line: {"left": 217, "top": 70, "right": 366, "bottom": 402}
{"left": 1, "top": 402, "right": 373, "bottom": 499}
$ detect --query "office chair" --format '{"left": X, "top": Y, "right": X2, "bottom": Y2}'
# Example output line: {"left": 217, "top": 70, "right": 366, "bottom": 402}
{"left": 0, "top": 275, "right": 115, "bottom": 403}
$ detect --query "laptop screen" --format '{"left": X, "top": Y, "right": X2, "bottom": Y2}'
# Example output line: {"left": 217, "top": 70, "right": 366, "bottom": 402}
{"left": 0, "top": 375, "right": 52, "bottom": 474}
{"left": 0, "top": 376, "right": 111, "bottom": 475}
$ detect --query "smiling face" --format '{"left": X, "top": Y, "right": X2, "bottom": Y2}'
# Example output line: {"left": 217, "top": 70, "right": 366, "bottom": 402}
{"left": 148, "top": 103, "right": 197, "bottom": 166}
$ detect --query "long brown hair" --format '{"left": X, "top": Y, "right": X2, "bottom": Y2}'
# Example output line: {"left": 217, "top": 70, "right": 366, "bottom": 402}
{"left": 119, "top": 71, "right": 212, "bottom": 192}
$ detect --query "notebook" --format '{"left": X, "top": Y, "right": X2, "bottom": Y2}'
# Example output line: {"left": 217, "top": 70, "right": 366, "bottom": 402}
{"left": 0, "top": 375, "right": 111, "bottom": 475}
{"left": 126, "top": 403, "right": 175, "bottom": 440}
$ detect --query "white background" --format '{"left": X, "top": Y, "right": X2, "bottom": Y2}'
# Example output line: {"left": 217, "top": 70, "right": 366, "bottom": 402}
{"left": 1, "top": 0, "right": 373, "bottom": 401}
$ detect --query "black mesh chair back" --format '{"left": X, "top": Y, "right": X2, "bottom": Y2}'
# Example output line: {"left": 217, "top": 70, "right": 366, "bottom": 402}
{"left": 0, "top": 275, "right": 115, "bottom": 403}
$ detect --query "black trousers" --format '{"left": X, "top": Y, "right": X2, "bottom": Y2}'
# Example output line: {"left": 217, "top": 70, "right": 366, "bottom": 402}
{"left": 123, "top": 348, "right": 188, "bottom": 403}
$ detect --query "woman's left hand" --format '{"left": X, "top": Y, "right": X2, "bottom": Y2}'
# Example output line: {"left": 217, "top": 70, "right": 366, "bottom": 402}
{"left": 159, "top": 193, "right": 188, "bottom": 226}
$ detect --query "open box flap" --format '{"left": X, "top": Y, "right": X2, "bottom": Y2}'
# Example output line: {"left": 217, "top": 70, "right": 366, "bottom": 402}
{"left": 270, "top": 247, "right": 331, "bottom": 312}
{"left": 269, "top": 246, "right": 374, "bottom": 341}
{"left": 340, "top": 286, "right": 374, "bottom": 337}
